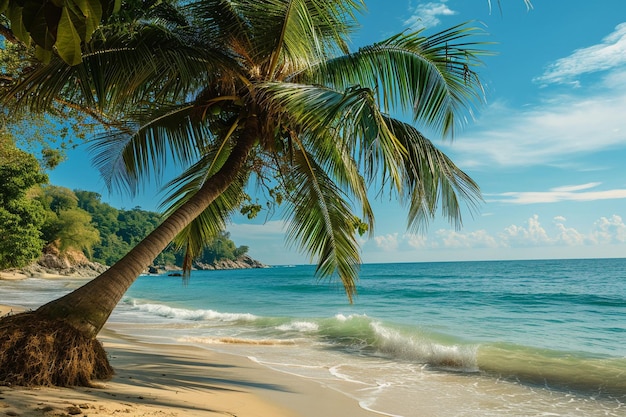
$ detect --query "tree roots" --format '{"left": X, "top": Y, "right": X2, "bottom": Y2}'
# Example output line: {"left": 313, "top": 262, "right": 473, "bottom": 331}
{"left": 0, "top": 311, "right": 114, "bottom": 387}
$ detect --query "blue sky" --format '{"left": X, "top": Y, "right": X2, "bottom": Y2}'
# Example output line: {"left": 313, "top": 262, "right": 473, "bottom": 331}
{"left": 49, "top": 0, "right": 626, "bottom": 265}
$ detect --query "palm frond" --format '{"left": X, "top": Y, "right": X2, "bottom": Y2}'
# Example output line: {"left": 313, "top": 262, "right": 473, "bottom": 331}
{"left": 284, "top": 146, "right": 361, "bottom": 302}
{"left": 258, "top": 81, "right": 405, "bottom": 191}
{"left": 301, "top": 22, "right": 491, "bottom": 136}
{"left": 186, "top": 0, "right": 252, "bottom": 43}
{"left": 385, "top": 116, "right": 482, "bottom": 231}
{"left": 89, "top": 103, "right": 214, "bottom": 195}
{"left": 82, "top": 28, "right": 219, "bottom": 109}
{"left": 301, "top": 128, "right": 375, "bottom": 235}
{"left": 3, "top": 22, "right": 232, "bottom": 115}
{"left": 207, "top": 0, "right": 364, "bottom": 77}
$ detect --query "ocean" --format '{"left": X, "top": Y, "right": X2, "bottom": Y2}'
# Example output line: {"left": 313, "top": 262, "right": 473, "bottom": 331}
{"left": 2, "top": 258, "right": 625, "bottom": 416}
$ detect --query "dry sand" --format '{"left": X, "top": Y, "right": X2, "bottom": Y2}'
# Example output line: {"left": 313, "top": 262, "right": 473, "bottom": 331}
{"left": 0, "top": 271, "right": 90, "bottom": 281}
{"left": 0, "top": 271, "right": 30, "bottom": 280}
{"left": 0, "top": 303, "right": 377, "bottom": 417}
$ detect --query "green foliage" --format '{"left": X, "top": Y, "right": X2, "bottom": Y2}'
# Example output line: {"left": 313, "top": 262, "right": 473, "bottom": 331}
{"left": 74, "top": 190, "right": 244, "bottom": 266}
{"left": 240, "top": 202, "right": 262, "bottom": 220}
{"left": 172, "top": 231, "right": 248, "bottom": 266}
{"left": 0, "top": 39, "right": 29, "bottom": 76}
{"left": 39, "top": 185, "right": 78, "bottom": 214}
{"left": 0, "top": 0, "right": 119, "bottom": 65}
{"left": 0, "top": 134, "right": 47, "bottom": 268}
{"left": 0, "top": 199, "right": 46, "bottom": 268}
{"left": 91, "top": 232, "right": 130, "bottom": 266}
{"left": 40, "top": 148, "right": 64, "bottom": 169}
{"left": 75, "top": 190, "right": 143, "bottom": 264}
{"left": 54, "top": 208, "right": 100, "bottom": 254}
{"left": 116, "top": 207, "right": 161, "bottom": 246}
{"left": 202, "top": 232, "right": 244, "bottom": 263}
{"left": 0, "top": 33, "right": 100, "bottom": 162}
{"left": 36, "top": 185, "right": 100, "bottom": 254}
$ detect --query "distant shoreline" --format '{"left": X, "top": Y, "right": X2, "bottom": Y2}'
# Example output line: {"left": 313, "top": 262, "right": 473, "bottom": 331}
{"left": 1, "top": 252, "right": 267, "bottom": 281}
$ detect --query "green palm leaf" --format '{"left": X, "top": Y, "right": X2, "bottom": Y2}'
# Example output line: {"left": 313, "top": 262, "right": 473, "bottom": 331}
{"left": 258, "top": 81, "right": 405, "bottom": 190}
{"left": 284, "top": 147, "right": 361, "bottom": 301}
{"left": 302, "top": 22, "right": 491, "bottom": 136}
{"left": 4, "top": 23, "right": 230, "bottom": 114}
{"left": 385, "top": 116, "right": 482, "bottom": 231}
{"left": 89, "top": 103, "right": 216, "bottom": 195}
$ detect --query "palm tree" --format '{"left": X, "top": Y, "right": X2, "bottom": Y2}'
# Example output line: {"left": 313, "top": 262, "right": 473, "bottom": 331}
{"left": 0, "top": 0, "right": 486, "bottom": 386}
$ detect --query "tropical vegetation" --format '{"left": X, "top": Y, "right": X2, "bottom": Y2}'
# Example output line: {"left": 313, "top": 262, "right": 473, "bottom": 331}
{"left": 1, "top": 0, "right": 488, "bottom": 387}
{"left": 0, "top": 134, "right": 47, "bottom": 268}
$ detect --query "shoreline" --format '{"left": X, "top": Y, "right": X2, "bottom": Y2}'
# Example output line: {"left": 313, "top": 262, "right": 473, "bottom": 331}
{"left": 0, "top": 303, "right": 377, "bottom": 417}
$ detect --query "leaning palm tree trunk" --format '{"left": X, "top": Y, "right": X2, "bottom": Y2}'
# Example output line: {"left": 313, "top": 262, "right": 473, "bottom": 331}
{"left": 0, "top": 131, "right": 256, "bottom": 386}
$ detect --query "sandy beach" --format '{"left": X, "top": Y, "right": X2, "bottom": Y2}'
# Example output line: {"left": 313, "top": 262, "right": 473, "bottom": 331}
{"left": 0, "top": 271, "right": 91, "bottom": 281}
{"left": 0, "top": 303, "right": 377, "bottom": 417}
{"left": 0, "top": 271, "right": 30, "bottom": 280}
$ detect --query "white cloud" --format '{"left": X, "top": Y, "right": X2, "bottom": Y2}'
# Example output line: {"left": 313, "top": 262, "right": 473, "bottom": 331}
{"left": 500, "top": 214, "right": 551, "bottom": 246}
{"left": 404, "top": 1, "right": 457, "bottom": 30}
{"left": 590, "top": 215, "right": 626, "bottom": 244}
{"left": 488, "top": 183, "right": 626, "bottom": 204}
{"left": 405, "top": 233, "right": 428, "bottom": 249}
{"left": 445, "top": 25, "right": 626, "bottom": 170}
{"left": 374, "top": 233, "right": 400, "bottom": 251}
{"left": 535, "top": 23, "right": 626, "bottom": 86}
{"left": 552, "top": 216, "right": 586, "bottom": 246}
{"left": 552, "top": 183, "right": 600, "bottom": 193}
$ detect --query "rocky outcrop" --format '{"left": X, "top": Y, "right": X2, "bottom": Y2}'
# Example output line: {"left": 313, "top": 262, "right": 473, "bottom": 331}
{"left": 10, "top": 246, "right": 108, "bottom": 278}
{"left": 145, "top": 255, "right": 266, "bottom": 275}
{"left": 3, "top": 246, "right": 265, "bottom": 279}
{"left": 194, "top": 255, "right": 267, "bottom": 270}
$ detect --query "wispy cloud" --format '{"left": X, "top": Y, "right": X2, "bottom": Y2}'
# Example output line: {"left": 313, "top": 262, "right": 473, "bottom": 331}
{"left": 449, "top": 91, "right": 626, "bottom": 168}
{"left": 486, "top": 183, "right": 626, "bottom": 204}
{"left": 404, "top": 1, "right": 457, "bottom": 30}
{"left": 535, "top": 23, "right": 626, "bottom": 86}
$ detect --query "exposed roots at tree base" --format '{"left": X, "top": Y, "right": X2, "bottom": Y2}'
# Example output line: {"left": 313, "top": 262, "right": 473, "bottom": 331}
{"left": 0, "top": 311, "right": 114, "bottom": 387}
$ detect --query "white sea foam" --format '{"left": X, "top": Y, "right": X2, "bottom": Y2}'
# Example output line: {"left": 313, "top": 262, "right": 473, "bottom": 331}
{"left": 334, "top": 313, "right": 368, "bottom": 322}
{"left": 129, "top": 300, "right": 257, "bottom": 322}
{"left": 329, "top": 365, "right": 372, "bottom": 385}
{"left": 275, "top": 321, "right": 319, "bottom": 332}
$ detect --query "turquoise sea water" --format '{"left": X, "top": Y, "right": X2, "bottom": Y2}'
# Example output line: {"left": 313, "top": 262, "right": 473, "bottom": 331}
{"left": 3, "top": 258, "right": 626, "bottom": 416}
